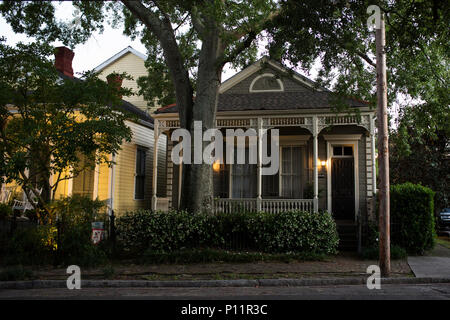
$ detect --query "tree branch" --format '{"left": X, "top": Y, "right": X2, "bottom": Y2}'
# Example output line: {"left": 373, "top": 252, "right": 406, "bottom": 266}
{"left": 121, "top": 0, "right": 194, "bottom": 128}
{"left": 218, "top": 30, "right": 257, "bottom": 68}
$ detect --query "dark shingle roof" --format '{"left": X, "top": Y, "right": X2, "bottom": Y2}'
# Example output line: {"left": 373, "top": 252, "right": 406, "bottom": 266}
{"left": 58, "top": 71, "right": 153, "bottom": 124}
{"left": 156, "top": 91, "right": 368, "bottom": 114}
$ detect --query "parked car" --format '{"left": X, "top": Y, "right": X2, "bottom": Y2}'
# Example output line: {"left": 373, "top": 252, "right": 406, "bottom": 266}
{"left": 439, "top": 208, "right": 450, "bottom": 230}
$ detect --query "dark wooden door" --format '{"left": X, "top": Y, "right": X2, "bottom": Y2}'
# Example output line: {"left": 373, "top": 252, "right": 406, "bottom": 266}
{"left": 331, "top": 158, "right": 355, "bottom": 220}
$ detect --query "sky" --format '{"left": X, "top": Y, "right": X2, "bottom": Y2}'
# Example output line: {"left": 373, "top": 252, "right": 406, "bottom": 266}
{"left": 0, "top": 1, "right": 399, "bottom": 125}
{"left": 0, "top": 2, "right": 239, "bottom": 80}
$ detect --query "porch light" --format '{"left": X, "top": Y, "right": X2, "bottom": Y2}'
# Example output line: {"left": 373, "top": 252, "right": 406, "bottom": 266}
{"left": 212, "top": 160, "right": 221, "bottom": 172}
{"left": 321, "top": 160, "right": 326, "bottom": 167}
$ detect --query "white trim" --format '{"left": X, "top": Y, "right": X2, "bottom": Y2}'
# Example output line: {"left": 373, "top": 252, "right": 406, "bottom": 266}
{"left": 93, "top": 46, "right": 147, "bottom": 73}
{"left": 326, "top": 138, "right": 360, "bottom": 221}
{"left": 107, "top": 153, "right": 116, "bottom": 214}
{"left": 219, "top": 57, "right": 322, "bottom": 94}
{"left": 92, "top": 162, "right": 100, "bottom": 200}
{"left": 154, "top": 110, "right": 375, "bottom": 121}
{"left": 323, "top": 134, "right": 362, "bottom": 141}
{"left": 249, "top": 73, "right": 284, "bottom": 92}
{"left": 67, "top": 175, "right": 73, "bottom": 197}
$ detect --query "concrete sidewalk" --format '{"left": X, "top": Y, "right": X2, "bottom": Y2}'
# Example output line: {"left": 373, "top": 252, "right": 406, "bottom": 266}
{"left": 408, "top": 244, "right": 450, "bottom": 278}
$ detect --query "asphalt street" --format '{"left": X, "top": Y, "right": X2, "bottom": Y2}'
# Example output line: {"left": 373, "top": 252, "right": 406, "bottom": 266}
{"left": 1, "top": 283, "right": 449, "bottom": 300}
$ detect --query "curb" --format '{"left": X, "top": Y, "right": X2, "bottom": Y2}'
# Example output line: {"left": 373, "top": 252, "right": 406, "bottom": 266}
{"left": 1, "top": 277, "right": 449, "bottom": 290}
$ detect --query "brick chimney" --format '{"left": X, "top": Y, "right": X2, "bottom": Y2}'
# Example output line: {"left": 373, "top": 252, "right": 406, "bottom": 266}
{"left": 54, "top": 46, "right": 74, "bottom": 78}
{"left": 106, "top": 73, "right": 123, "bottom": 99}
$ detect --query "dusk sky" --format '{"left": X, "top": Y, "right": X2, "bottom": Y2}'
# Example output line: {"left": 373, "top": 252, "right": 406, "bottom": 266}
{"left": 0, "top": 2, "right": 239, "bottom": 80}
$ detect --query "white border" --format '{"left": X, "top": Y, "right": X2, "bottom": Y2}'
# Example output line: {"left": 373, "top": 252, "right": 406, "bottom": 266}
{"left": 249, "top": 73, "right": 284, "bottom": 92}
{"left": 324, "top": 134, "right": 362, "bottom": 220}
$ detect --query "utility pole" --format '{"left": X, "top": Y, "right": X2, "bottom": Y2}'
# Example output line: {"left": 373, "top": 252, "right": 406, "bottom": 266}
{"left": 374, "top": 9, "right": 391, "bottom": 277}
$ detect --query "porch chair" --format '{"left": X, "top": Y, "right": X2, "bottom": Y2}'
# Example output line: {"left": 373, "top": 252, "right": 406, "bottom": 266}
{"left": 12, "top": 188, "right": 42, "bottom": 214}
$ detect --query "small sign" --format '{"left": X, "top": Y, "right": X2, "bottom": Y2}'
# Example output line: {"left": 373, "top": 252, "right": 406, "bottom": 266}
{"left": 91, "top": 222, "right": 104, "bottom": 245}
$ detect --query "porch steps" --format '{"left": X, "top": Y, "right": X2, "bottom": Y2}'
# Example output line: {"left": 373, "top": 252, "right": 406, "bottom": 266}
{"left": 336, "top": 221, "right": 358, "bottom": 251}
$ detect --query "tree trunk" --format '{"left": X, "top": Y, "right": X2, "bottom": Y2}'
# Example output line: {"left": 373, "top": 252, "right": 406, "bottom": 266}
{"left": 180, "top": 27, "right": 223, "bottom": 214}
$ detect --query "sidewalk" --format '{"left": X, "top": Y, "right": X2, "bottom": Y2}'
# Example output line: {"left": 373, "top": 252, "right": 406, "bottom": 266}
{"left": 408, "top": 241, "right": 450, "bottom": 278}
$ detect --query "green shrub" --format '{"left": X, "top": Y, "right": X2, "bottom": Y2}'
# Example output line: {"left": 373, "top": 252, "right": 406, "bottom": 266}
{"left": 0, "top": 203, "right": 12, "bottom": 220}
{"left": 53, "top": 195, "right": 108, "bottom": 267}
{"left": 390, "top": 183, "right": 436, "bottom": 254}
{"left": 2, "top": 196, "right": 108, "bottom": 267}
{"left": 3, "top": 226, "right": 54, "bottom": 265}
{"left": 116, "top": 210, "right": 339, "bottom": 256}
{"left": 248, "top": 211, "right": 339, "bottom": 254}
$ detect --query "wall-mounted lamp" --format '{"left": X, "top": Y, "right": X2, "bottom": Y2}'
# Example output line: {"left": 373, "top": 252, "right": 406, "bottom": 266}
{"left": 321, "top": 160, "right": 326, "bottom": 167}
{"left": 212, "top": 160, "right": 221, "bottom": 172}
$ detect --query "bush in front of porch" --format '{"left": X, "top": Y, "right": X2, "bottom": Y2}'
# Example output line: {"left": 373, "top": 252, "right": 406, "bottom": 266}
{"left": 115, "top": 210, "right": 339, "bottom": 259}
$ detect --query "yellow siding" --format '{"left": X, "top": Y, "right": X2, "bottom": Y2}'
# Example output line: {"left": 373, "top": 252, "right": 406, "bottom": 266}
{"left": 52, "top": 168, "right": 71, "bottom": 200}
{"left": 97, "top": 161, "right": 110, "bottom": 201}
{"left": 110, "top": 120, "right": 166, "bottom": 215}
{"left": 98, "top": 52, "right": 153, "bottom": 113}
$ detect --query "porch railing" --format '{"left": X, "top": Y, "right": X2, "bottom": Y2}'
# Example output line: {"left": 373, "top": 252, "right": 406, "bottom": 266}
{"left": 214, "top": 198, "right": 314, "bottom": 214}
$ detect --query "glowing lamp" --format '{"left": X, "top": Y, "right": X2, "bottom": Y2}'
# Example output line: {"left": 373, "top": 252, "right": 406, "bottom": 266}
{"left": 212, "top": 160, "right": 221, "bottom": 172}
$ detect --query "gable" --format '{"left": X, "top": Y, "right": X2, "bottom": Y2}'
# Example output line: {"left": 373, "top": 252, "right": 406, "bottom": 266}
{"left": 223, "top": 65, "right": 312, "bottom": 95}
{"left": 97, "top": 51, "right": 149, "bottom": 112}
{"left": 156, "top": 58, "right": 369, "bottom": 114}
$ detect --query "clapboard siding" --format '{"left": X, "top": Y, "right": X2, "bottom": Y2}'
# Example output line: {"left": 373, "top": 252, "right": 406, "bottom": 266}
{"left": 98, "top": 52, "right": 150, "bottom": 113}
{"left": 112, "top": 120, "right": 166, "bottom": 215}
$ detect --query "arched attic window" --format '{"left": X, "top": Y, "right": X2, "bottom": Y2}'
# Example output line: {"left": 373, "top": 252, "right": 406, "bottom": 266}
{"left": 249, "top": 73, "right": 284, "bottom": 92}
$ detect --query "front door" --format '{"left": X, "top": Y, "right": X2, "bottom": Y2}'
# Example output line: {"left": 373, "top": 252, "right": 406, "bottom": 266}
{"left": 331, "top": 157, "right": 355, "bottom": 220}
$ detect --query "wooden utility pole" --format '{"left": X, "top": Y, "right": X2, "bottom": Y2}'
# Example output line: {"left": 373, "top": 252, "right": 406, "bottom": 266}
{"left": 376, "top": 11, "right": 391, "bottom": 277}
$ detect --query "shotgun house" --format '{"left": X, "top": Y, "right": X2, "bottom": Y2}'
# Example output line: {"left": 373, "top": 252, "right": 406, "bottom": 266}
{"left": 152, "top": 58, "right": 377, "bottom": 233}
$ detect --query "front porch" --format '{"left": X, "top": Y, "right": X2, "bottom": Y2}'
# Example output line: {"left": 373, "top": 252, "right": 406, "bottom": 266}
{"left": 214, "top": 198, "right": 314, "bottom": 214}
{"left": 151, "top": 112, "right": 377, "bottom": 219}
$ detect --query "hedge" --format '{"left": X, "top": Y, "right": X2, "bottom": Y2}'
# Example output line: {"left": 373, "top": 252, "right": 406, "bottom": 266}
{"left": 116, "top": 210, "right": 339, "bottom": 255}
{"left": 390, "top": 183, "right": 436, "bottom": 254}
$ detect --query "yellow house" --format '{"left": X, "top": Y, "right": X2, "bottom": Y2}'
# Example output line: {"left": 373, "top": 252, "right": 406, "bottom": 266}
{"left": 93, "top": 46, "right": 158, "bottom": 114}
{"left": 4, "top": 46, "right": 168, "bottom": 215}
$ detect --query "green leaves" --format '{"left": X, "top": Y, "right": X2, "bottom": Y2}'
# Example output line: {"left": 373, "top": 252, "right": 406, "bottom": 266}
{"left": 390, "top": 183, "right": 436, "bottom": 254}
{"left": 0, "top": 41, "right": 132, "bottom": 203}
{"left": 390, "top": 101, "right": 449, "bottom": 212}
{"left": 116, "top": 210, "right": 339, "bottom": 255}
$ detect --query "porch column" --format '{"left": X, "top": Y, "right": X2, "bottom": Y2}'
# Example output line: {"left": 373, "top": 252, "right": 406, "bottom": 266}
{"left": 313, "top": 116, "right": 319, "bottom": 212}
{"left": 256, "top": 117, "right": 263, "bottom": 211}
{"left": 151, "top": 120, "right": 159, "bottom": 211}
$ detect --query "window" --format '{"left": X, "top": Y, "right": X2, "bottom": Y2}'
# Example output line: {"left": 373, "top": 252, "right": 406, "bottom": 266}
{"left": 213, "top": 164, "right": 229, "bottom": 198}
{"left": 249, "top": 73, "right": 284, "bottom": 92}
{"left": 333, "top": 146, "right": 353, "bottom": 157}
{"left": 232, "top": 148, "right": 257, "bottom": 198}
{"left": 280, "top": 146, "right": 302, "bottom": 198}
{"left": 134, "top": 147, "right": 146, "bottom": 199}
